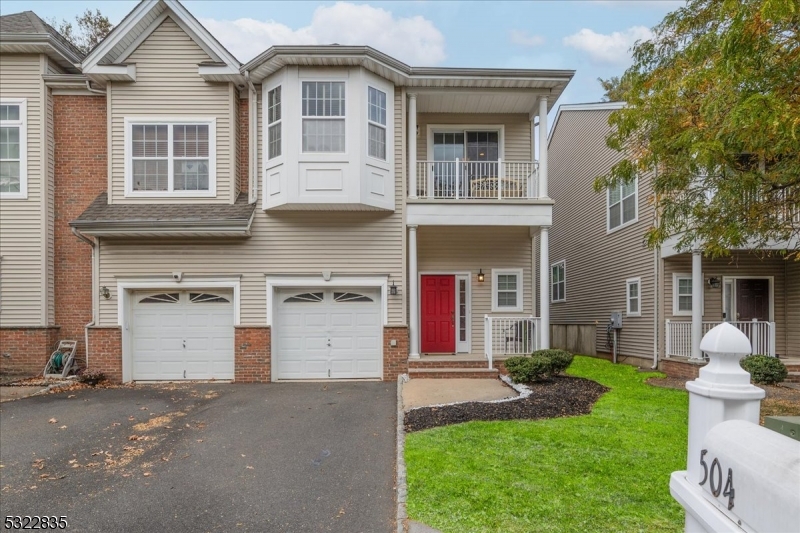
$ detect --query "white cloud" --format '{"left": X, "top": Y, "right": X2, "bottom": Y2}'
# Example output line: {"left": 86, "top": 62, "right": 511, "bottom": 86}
{"left": 509, "top": 29, "right": 545, "bottom": 47}
{"left": 563, "top": 26, "right": 653, "bottom": 65}
{"left": 201, "top": 2, "right": 445, "bottom": 65}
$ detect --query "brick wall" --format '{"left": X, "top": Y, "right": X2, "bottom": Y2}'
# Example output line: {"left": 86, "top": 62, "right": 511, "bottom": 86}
{"left": 0, "top": 327, "right": 60, "bottom": 375}
{"left": 87, "top": 327, "right": 122, "bottom": 382}
{"left": 383, "top": 326, "right": 409, "bottom": 381}
{"left": 659, "top": 358, "right": 706, "bottom": 380}
{"left": 237, "top": 95, "right": 248, "bottom": 198}
{"left": 235, "top": 326, "right": 270, "bottom": 383}
{"left": 53, "top": 95, "right": 107, "bottom": 361}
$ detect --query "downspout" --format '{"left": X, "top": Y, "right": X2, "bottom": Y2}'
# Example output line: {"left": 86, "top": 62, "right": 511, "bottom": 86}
{"left": 71, "top": 227, "right": 97, "bottom": 369}
{"left": 652, "top": 165, "right": 660, "bottom": 369}
{"left": 84, "top": 80, "right": 106, "bottom": 95}
{"left": 244, "top": 70, "right": 258, "bottom": 204}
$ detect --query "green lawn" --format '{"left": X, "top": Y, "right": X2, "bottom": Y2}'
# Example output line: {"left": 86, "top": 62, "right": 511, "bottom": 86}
{"left": 405, "top": 356, "right": 688, "bottom": 533}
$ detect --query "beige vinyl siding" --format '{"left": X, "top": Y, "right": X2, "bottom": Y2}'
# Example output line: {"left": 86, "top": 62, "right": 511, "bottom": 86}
{"left": 417, "top": 226, "right": 534, "bottom": 354}
{"left": 109, "top": 17, "right": 233, "bottom": 204}
{"left": 548, "top": 108, "right": 656, "bottom": 359}
{"left": 663, "top": 253, "right": 789, "bottom": 356}
{"left": 97, "top": 89, "right": 407, "bottom": 327}
{"left": 0, "top": 54, "right": 45, "bottom": 326}
{"left": 786, "top": 260, "right": 800, "bottom": 357}
{"left": 417, "top": 113, "right": 532, "bottom": 162}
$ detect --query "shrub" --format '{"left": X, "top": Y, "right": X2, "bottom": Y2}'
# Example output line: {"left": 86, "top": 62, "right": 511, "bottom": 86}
{"left": 78, "top": 369, "right": 106, "bottom": 386}
{"left": 740, "top": 355, "right": 788, "bottom": 385}
{"left": 504, "top": 349, "right": 574, "bottom": 383}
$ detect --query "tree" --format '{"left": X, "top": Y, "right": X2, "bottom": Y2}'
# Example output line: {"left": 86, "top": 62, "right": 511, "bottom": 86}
{"left": 50, "top": 9, "right": 113, "bottom": 55}
{"left": 594, "top": 0, "right": 800, "bottom": 258}
{"left": 597, "top": 76, "right": 628, "bottom": 102}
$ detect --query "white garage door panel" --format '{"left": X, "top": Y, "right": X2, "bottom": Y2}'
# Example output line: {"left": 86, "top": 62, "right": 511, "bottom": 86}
{"left": 132, "top": 291, "right": 234, "bottom": 381}
{"left": 276, "top": 289, "right": 382, "bottom": 380}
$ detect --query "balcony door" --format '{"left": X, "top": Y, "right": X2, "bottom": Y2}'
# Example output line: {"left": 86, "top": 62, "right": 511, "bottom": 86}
{"left": 431, "top": 130, "right": 499, "bottom": 198}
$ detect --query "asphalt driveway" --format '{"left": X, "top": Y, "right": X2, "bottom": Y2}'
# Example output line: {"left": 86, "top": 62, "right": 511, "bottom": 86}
{"left": 0, "top": 382, "right": 396, "bottom": 533}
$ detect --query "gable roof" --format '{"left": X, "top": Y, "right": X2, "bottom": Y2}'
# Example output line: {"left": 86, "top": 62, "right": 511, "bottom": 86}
{"left": 0, "top": 11, "right": 83, "bottom": 70}
{"left": 547, "top": 101, "right": 626, "bottom": 147}
{"left": 82, "top": 0, "right": 240, "bottom": 83}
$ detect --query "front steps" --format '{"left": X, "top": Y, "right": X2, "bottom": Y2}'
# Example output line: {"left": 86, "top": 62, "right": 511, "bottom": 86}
{"left": 784, "top": 362, "right": 800, "bottom": 384}
{"left": 408, "top": 356, "right": 499, "bottom": 379}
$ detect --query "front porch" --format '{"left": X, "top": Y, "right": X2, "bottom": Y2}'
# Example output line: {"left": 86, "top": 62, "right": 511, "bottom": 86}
{"left": 666, "top": 319, "right": 776, "bottom": 358}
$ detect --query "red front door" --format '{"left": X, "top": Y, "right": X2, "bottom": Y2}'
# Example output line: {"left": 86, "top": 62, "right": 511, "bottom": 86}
{"left": 421, "top": 275, "right": 456, "bottom": 353}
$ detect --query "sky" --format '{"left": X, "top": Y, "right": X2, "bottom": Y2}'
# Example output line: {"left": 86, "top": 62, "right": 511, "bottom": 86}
{"left": 2, "top": 0, "right": 684, "bottom": 112}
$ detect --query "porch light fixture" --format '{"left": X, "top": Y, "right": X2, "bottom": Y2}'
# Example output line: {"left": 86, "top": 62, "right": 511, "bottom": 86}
{"left": 708, "top": 277, "right": 721, "bottom": 289}
{"left": 99, "top": 286, "right": 111, "bottom": 299}
{"left": 390, "top": 280, "right": 398, "bottom": 295}
{"left": 477, "top": 269, "right": 485, "bottom": 283}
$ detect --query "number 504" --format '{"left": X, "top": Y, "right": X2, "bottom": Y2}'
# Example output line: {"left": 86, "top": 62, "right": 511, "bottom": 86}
{"left": 699, "top": 449, "right": 735, "bottom": 510}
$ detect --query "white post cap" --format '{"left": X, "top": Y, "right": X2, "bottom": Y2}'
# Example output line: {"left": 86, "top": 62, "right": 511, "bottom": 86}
{"left": 688, "top": 322, "right": 764, "bottom": 396}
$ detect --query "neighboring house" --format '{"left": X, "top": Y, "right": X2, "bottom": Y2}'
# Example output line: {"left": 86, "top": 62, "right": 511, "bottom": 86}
{"left": 0, "top": 12, "right": 84, "bottom": 374}
{"left": 548, "top": 102, "right": 800, "bottom": 376}
{"left": 0, "top": 0, "right": 573, "bottom": 383}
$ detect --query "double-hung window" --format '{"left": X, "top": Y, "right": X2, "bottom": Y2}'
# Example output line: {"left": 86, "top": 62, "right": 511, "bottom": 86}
{"left": 302, "top": 81, "right": 345, "bottom": 153}
{"left": 126, "top": 118, "right": 215, "bottom": 196}
{"left": 608, "top": 178, "right": 637, "bottom": 230}
{"left": 367, "top": 86, "right": 386, "bottom": 160}
{"left": 267, "top": 86, "right": 282, "bottom": 159}
{"left": 674, "top": 274, "right": 693, "bottom": 315}
{"left": 626, "top": 277, "right": 641, "bottom": 316}
{"left": 492, "top": 269, "right": 523, "bottom": 312}
{"left": 551, "top": 261, "right": 566, "bottom": 303}
{"left": 0, "top": 99, "right": 27, "bottom": 198}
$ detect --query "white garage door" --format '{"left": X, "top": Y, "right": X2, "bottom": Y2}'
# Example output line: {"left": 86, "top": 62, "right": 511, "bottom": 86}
{"left": 276, "top": 288, "right": 382, "bottom": 379}
{"left": 132, "top": 291, "right": 234, "bottom": 381}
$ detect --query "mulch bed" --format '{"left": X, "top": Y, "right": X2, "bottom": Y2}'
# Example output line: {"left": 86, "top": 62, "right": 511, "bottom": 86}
{"left": 404, "top": 376, "right": 609, "bottom": 432}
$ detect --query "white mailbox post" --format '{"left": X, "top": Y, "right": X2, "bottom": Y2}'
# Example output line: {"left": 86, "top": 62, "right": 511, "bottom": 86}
{"left": 670, "top": 322, "right": 800, "bottom": 533}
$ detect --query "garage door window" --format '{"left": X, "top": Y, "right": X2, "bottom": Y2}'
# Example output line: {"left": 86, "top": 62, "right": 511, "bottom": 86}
{"left": 284, "top": 292, "right": 324, "bottom": 303}
{"left": 333, "top": 292, "right": 373, "bottom": 302}
{"left": 190, "top": 293, "right": 230, "bottom": 303}
{"left": 139, "top": 293, "right": 179, "bottom": 303}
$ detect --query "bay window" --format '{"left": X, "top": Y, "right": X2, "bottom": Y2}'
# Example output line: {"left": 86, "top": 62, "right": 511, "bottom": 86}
{"left": 267, "top": 86, "right": 282, "bottom": 159}
{"left": 302, "top": 81, "right": 345, "bottom": 153}
{"left": 0, "top": 99, "right": 27, "bottom": 198}
{"left": 367, "top": 86, "right": 386, "bottom": 160}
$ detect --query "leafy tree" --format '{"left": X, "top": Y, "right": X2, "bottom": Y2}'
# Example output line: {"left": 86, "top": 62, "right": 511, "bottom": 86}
{"left": 597, "top": 76, "right": 628, "bottom": 102}
{"left": 594, "top": 0, "right": 799, "bottom": 258}
{"left": 50, "top": 9, "right": 113, "bottom": 55}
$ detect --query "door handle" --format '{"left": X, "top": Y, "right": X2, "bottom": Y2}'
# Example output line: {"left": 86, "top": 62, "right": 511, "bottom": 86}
{"left": 451, "top": 311, "right": 455, "bottom": 327}
{"left": 183, "top": 340, "right": 186, "bottom": 349}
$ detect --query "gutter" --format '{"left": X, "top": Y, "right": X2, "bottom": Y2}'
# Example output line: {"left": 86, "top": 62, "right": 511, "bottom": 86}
{"left": 71, "top": 227, "right": 97, "bottom": 369}
{"left": 245, "top": 70, "right": 258, "bottom": 204}
{"left": 85, "top": 80, "right": 106, "bottom": 95}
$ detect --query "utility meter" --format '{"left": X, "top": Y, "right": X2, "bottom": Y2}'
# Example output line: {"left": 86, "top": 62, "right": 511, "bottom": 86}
{"left": 610, "top": 312, "right": 623, "bottom": 329}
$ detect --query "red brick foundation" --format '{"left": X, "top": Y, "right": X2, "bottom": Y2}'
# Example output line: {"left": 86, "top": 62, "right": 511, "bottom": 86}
{"left": 54, "top": 95, "right": 107, "bottom": 361}
{"left": 87, "top": 327, "right": 122, "bottom": 383}
{"left": 235, "top": 326, "right": 271, "bottom": 383}
{"left": 659, "top": 358, "right": 707, "bottom": 380}
{"left": 0, "top": 327, "right": 61, "bottom": 376}
{"left": 384, "top": 326, "right": 409, "bottom": 381}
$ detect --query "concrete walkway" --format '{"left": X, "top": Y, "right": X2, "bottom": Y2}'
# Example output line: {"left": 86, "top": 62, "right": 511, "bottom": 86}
{"left": 402, "top": 378, "right": 516, "bottom": 410}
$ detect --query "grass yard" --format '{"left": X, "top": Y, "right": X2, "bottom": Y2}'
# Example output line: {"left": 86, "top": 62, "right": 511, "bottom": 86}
{"left": 405, "top": 356, "right": 688, "bottom": 533}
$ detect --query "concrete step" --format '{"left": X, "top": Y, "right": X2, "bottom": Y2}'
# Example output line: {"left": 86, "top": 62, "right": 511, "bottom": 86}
{"left": 783, "top": 364, "right": 800, "bottom": 373}
{"left": 409, "top": 359, "right": 488, "bottom": 369}
{"left": 408, "top": 367, "right": 499, "bottom": 379}
{"left": 784, "top": 372, "right": 800, "bottom": 384}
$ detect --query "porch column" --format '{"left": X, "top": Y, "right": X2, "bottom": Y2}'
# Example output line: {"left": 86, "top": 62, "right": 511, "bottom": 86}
{"left": 538, "top": 96, "right": 548, "bottom": 198}
{"left": 408, "top": 225, "right": 420, "bottom": 358}
{"left": 408, "top": 93, "right": 418, "bottom": 199}
{"left": 539, "top": 226, "right": 550, "bottom": 349}
{"left": 691, "top": 249, "right": 703, "bottom": 360}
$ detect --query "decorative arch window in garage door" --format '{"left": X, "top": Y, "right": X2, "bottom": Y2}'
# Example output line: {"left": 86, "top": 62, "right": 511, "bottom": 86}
{"left": 138, "top": 293, "right": 180, "bottom": 304}
{"left": 189, "top": 293, "right": 230, "bottom": 303}
{"left": 284, "top": 292, "right": 324, "bottom": 303}
{"left": 334, "top": 292, "right": 373, "bottom": 302}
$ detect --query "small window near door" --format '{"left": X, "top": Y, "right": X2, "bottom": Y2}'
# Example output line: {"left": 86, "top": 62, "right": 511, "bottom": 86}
{"left": 139, "top": 293, "right": 180, "bottom": 304}
{"left": 284, "top": 292, "right": 324, "bottom": 303}
{"left": 492, "top": 269, "right": 523, "bottom": 312}
{"left": 673, "top": 274, "right": 693, "bottom": 315}
{"left": 626, "top": 278, "right": 641, "bottom": 317}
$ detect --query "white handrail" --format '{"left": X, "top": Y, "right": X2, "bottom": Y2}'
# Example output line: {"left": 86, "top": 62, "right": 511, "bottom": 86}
{"left": 665, "top": 319, "right": 776, "bottom": 358}
{"left": 414, "top": 160, "right": 539, "bottom": 200}
{"left": 484, "top": 315, "right": 541, "bottom": 369}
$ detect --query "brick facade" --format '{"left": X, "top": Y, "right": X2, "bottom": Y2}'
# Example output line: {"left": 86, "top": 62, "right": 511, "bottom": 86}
{"left": 383, "top": 326, "right": 409, "bottom": 381}
{"left": 53, "top": 95, "right": 107, "bottom": 361}
{"left": 0, "top": 327, "right": 60, "bottom": 375}
{"left": 659, "top": 358, "right": 707, "bottom": 380}
{"left": 234, "top": 326, "right": 271, "bottom": 383}
{"left": 87, "top": 327, "right": 122, "bottom": 383}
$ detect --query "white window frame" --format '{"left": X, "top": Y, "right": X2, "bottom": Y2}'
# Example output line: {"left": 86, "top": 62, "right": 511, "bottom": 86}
{"left": 366, "top": 85, "right": 387, "bottom": 161}
{"left": 551, "top": 260, "right": 566, "bottom": 303}
{"left": 626, "top": 277, "right": 641, "bottom": 317}
{"left": 492, "top": 268, "right": 523, "bottom": 312}
{"left": 300, "top": 80, "right": 347, "bottom": 154}
{"left": 607, "top": 177, "right": 638, "bottom": 233}
{"left": 672, "top": 273, "right": 703, "bottom": 316}
{"left": 266, "top": 85, "right": 282, "bottom": 161}
{"left": 0, "top": 98, "right": 28, "bottom": 199}
{"left": 124, "top": 117, "right": 217, "bottom": 198}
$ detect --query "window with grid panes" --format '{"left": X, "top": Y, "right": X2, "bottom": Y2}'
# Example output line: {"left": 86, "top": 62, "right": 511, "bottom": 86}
{"left": 608, "top": 178, "right": 637, "bottom": 230}
{"left": 267, "top": 86, "right": 282, "bottom": 159}
{"left": 367, "top": 86, "right": 386, "bottom": 160}
{"left": 0, "top": 100, "right": 26, "bottom": 196}
{"left": 302, "top": 81, "right": 345, "bottom": 153}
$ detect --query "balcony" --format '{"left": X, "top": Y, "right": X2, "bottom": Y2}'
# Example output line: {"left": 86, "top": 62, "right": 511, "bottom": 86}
{"left": 415, "top": 160, "right": 539, "bottom": 200}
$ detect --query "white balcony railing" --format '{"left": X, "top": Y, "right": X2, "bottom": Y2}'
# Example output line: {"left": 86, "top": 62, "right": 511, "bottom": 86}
{"left": 484, "top": 315, "right": 541, "bottom": 369}
{"left": 415, "top": 159, "right": 538, "bottom": 200}
{"left": 665, "top": 319, "right": 776, "bottom": 358}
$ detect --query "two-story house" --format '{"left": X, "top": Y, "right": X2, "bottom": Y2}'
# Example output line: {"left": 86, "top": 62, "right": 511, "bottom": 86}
{"left": 1, "top": 0, "right": 573, "bottom": 383}
{"left": 548, "top": 102, "right": 800, "bottom": 377}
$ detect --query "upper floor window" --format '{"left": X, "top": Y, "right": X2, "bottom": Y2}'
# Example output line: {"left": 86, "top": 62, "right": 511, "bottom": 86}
{"left": 608, "top": 178, "right": 637, "bottom": 231}
{"left": 0, "top": 99, "right": 27, "bottom": 199}
{"left": 302, "top": 81, "right": 345, "bottom": 153}
{"left": 125, "top": 118, "right": 216, "bottom": 197}
{"left": 267, "top": 86, "right": 282, "bottom": 159}
{"left": 367, "top": 86, "right": 386, "bottom": 160}
{"left": 551, "top": 260, "right": 566, "bottom": 303}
